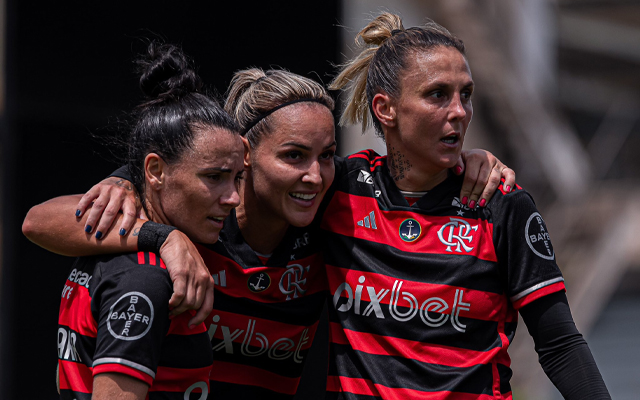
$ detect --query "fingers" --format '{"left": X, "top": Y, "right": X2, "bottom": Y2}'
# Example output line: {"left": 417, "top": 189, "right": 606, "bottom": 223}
{"left": 168, "top": 277, "right": 187, "bottom": 314}
{"left": 119, "top": 198, "right": 138, "bottom": 236}
{"left": 189, "top": 279, "right": 214, "bottom": 328}
{"left": 92, "top": 191, "right": 127, "bottom": 239}
{"left": 459, "top": 155, "right": 481, "bottom": 207}
{"left": 478, "top": 163, "right": 504, "bottom": 205}
{"left": 453, "top": 156, "right": 465, "bottom": 176}
{"left": 501, "top": 167, "right": 516, "bottom": 193}
{"left": 75, "top": 186, "right": 102, "bottom": 219}
{"left": 465, "top": 161, "right": 490, "bottom": 208}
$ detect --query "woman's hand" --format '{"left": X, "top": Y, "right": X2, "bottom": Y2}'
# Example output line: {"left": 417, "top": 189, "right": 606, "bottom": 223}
{"left": 76, "top": 176, "right": 140, "bottom": 238}
{"left": 454, "top": 149, "right": 515, "bottom": 208}
{"left": 159, "top": 230, "right": 215, "bottom": 328}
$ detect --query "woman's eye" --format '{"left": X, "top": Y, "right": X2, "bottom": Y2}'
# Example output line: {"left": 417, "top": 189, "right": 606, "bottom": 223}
{"left": 320, "top": 151, "right": 335, "bottom": 160}
{"left": 286, "top": 151, "right": 302, "bottom": 160}
{"left": 429, "top": 90, "right": 444, "bottom": 99}
{"left": 207, "top": 174, "right": 221, "bottom": 181}
{"left": 462, "top": 90, "right": 473, "bottom": 100}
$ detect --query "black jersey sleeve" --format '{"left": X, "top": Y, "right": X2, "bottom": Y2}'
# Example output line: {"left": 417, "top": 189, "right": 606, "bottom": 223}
{"left": 521, "top": 291, "right": 611, "bottom": 399}
{"left": 491, "top": 190, "right": 565, "bottom": 309}
{"left": 90, "top": 254, "right": 172, "bottom": 385}
{"left": 108, "top": 165, "right": 132, "bottom": 181}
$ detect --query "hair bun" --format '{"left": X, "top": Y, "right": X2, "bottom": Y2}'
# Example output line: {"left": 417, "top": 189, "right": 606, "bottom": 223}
{"left": 136, "top": 42, "right": 202, "bottom": 102}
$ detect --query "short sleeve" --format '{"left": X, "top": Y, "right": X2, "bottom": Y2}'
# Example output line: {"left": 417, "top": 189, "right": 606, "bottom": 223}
{"left": 492, "top": 190, "right": 565, "bottom": 309}
{"left": 91, "top": 257, "right": 172, "bottom": 385}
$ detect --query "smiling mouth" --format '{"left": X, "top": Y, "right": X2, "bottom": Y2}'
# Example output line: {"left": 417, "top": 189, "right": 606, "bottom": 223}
{"left": 208, "top": 216, "right": 225, "bottom": 222}
{"left": 290, "top": 192, "right": 317, "bottom": 201}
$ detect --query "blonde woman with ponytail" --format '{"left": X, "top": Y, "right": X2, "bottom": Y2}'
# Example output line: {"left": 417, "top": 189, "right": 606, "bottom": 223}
{"left": 321, "top": 12, "right": 610, "bottom": 399}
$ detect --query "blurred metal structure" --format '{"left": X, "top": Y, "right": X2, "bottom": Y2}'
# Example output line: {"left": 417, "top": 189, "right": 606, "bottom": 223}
{"left": 337, "top": 0, "right": 640, "bottom": 398}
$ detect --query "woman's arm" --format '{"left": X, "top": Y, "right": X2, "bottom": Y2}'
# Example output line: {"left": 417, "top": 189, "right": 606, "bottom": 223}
{"left": 23, "top": 194, "right": 141, "bottom": 256}
{"left": 93, "top": 373, "right": 149, "bottom": 400}
{"left": 520, "top": 292, "right": 611, "bottom": 399}
{"left": 456, "top": 149, "right": 515, "bottom": 208}
{"left": 22, "top": 194, "right": 214, "bottom": 327}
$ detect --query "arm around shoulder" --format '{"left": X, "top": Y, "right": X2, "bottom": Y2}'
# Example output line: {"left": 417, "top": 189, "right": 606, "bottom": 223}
{"left": 22, "top": 194, "right": 142, "bottom": 257}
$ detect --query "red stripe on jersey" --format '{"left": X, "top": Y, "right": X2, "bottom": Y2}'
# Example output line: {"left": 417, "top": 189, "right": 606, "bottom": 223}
{"left": 196, "top": 244, "right": 326, "bottom": 302}
{"left": 206, "top": 309, "right": 317, "bottom": 352}
{"left": 326, "top": 265, "right": 515, "bottom": 323}
{"left": 512, "top": 282, "right": 566, "bottom": 310}
{"left": 137, "top": 251, "right": 145, "bottom": 265}
{"left": 211, "top": 361, "right": 300, "bottom": 395}
{"left": 329, "top": 322, "right": 510, "bottom": 368}
{"left": 93, "top": 362, "right": 154, "bottom": 386}
{"left": 150, "top": 365, "right": 211, "bottom": 393}
{"left": 58, "top": 359, "right": 93, "bottom": 392}
{"left": 348, "top": 150, "right": 373, "bottom": 159}
{"left": 167, "top": 311, "right": 207, "bottom": 335}
{"left": 149, "top": 252, "right": 157, "bottom": 266}
{"left": 59, "top": 284, "right": 97, "bottom": 337}
{"left": 159, "top": 259, "right": 167, "bottom": 269}
{"left": 326, "top": 375, "right": 509, "bottom": 400}
{"left": 321, "top": 192, "right": 498, "bottom": 262}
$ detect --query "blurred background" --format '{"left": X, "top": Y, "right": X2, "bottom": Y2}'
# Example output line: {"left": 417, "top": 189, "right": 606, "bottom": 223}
{"left": 1, "top": 0, "right": 639, "bottom": 398}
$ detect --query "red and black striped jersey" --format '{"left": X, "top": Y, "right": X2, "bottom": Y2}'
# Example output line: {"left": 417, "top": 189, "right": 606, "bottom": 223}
{"left": 319, "top": 150, "right": 565, "bottom": 399}
{"left": 57, "top": 251, "right": 212, "bottom": 400}
{"left": 197, "top": 210, "right": 329, "bottom": 399}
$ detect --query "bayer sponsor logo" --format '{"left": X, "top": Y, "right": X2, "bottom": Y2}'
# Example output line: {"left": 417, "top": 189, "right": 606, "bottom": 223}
{"left": 107, "top": 291, "right": 154, "bottom": 341}
{"left": 525, "top": 212, "right": 555, "bottom": 260}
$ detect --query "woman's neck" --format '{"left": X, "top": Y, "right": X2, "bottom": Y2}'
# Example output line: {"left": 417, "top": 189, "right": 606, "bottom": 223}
{"left": 386, "top": 142, "right": 448, "bottom": 192}
{"left": 235, "top": 179, "right": 290, "bottom": 255}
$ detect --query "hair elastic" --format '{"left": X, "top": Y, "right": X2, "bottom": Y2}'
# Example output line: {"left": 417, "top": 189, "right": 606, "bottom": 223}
{"left": 241, "top": 98, "right": 327, "bottom": 135}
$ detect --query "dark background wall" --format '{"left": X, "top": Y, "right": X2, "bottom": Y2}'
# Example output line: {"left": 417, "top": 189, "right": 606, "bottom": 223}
{"left": 1, "top": 1, "right": 339, "bottom": 398}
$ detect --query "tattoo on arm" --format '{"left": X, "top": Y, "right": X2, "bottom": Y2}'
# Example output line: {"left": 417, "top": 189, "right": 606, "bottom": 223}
{"left": 388, "top": 147, "right": 412, "bottom": 182}
{"left": 115, "top": 179, "right": 133, "bottom": 191}
{"left": 132, "top": 227, "right": 140, "bottom": 237}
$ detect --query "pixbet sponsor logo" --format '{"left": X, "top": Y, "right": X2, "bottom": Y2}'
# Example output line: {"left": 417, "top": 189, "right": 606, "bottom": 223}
{"left": 207, "top": 315, "right": 309, "bottom": 363}
{"left": 332, "top": 276, "right": 471, "bottom": 332}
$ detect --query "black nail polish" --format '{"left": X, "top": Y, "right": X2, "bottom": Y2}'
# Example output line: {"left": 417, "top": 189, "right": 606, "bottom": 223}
{"left": 75, "top": 209, "right": 81, "bottom": 217}
{"left": 119, "top": 228, "right": 126, "bottom": 236}
{"left": 95, "top": 231, "right": 103, "bottom": 240}
{"left": 85, "top": 225, "right": 92, "bottom": 233}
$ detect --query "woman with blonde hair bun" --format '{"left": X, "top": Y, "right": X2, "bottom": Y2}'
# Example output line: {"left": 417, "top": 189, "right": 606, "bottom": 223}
{"left": 322, "top": 11, "right": 610, "bottom": 399}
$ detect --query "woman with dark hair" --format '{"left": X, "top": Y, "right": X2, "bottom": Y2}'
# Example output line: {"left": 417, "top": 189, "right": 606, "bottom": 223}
{"left": 24, "top": 45, "right": 515, "bottom": 399}
{"left": 321, "top": 12, "right": 610, "bottom": 399}
{"left": 25, "top": 42, "right": 245, "bottom": 399}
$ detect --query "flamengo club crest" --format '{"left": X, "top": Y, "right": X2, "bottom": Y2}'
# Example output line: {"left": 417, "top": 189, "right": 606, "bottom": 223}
{"left": 399, "top": 218, "right": 422, "bottom": 242}
{"left": 437, "top": 217, "right": 478, "bottom": 253}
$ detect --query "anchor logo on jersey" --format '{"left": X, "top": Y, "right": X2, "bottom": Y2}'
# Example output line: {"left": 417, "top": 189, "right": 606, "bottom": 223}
{"left": 399, "top": 218, "right": 422, "bottom": 242}
{"left": 437, "top": 217, "right": 478, "bottom": 253}
{"left": 247, "top": 271, "right": 271, "bottom": 293}
{"left": 279, "top": 264, "right": 310, "bottom": 300}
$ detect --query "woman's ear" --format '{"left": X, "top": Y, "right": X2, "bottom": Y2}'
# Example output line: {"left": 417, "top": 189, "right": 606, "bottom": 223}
{"left": 372, "top": 92, "right": 397, "bottom": 128}
{"left": 241, "top": 137, "right": 252, "bottom": 169}
{"left": 144, "top": 153, "right": 166, "bottom": 190}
